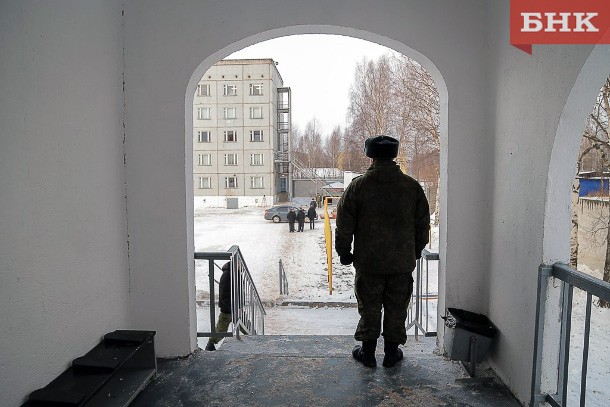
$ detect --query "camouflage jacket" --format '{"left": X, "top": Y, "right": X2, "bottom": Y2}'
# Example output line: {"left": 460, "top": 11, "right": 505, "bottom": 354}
{"left": 335, "top": 160, "right": 430, "bottom": 275}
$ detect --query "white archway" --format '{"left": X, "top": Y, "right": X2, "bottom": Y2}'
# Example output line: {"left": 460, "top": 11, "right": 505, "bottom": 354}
{"left": 539, "top": 44, "right": 610, "bottom": 395}
{"left": 184, "top": 25, "right": 450, "bottom": 344}
{"left": 543, "top": 45, "right": 610, "bottom": 263}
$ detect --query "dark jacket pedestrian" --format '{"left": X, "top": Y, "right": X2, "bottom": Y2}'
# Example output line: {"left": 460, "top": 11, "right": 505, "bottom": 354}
{"left": 296, "top": 208, "right": 306, "bottom": 232}
{"left": 206, "top": 261, "right": 232, "bottom": 351}
{"left": 335, "top": 135, "right": 430, "bottom": 369}
{"left": 310, "top": 198, "right": 317, "bottom": 209}
{"left": 307, "top": 205, "right": 317, "bottom": 229}
{"left": 287, "top": 208, "right": 297, "bottom": 232}
{"left": 218, "top": 261, "right": 231, "bottom": 314}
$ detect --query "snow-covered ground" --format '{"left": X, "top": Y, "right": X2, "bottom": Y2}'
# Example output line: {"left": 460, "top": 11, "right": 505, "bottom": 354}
{"left": 194, "top": 206, "right": 357, "bottom": 303}
{"left": 194, "top": 205, "right": 438, "bottom": 336}
{"left": 193, "top": 205, "right": 610, "bottom": 404}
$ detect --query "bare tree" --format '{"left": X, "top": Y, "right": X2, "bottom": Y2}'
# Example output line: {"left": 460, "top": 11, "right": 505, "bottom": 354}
{"left": 346, "top": 53, "right": 441, "bottom": 215}
{"left": 301, "top": 118, "right": 324, "bottom": 169}
{"left": 573, "top": 77, "right": 610, "bottom": 307}
{"left": 347, "top": 56, "right": 395, "bottom": 136}
{"left": 324, "top": 126, "right": 343, "bottom": 169}
{"left": 345, "top": 55, "right": 401, "bottom": 174}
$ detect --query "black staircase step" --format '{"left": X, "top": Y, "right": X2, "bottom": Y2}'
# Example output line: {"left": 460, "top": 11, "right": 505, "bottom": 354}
{"left": 103, "top": 330, "right": 155, "bottom": 345}
{"left": 28, "top": 369, "right": 111, "bottom": 406}
{"left": 24, "top": 330, "right": 156, "bottom": 407}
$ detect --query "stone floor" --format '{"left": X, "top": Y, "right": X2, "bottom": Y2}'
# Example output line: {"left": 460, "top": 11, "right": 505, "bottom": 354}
{"left": 131, "top": 335, "right": 521, "bottom": 407}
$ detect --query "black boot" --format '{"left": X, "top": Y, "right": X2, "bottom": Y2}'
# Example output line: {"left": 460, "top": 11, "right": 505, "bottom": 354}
{"left": 352, "top": 340, "right": 377, "bottom": 368}
{"left": 382, "top": 341, "right": 403, "bottom": 368}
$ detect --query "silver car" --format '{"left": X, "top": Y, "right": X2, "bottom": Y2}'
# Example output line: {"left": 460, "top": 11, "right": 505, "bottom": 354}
{"left": 264, "top": 205, "right": 299, "bottom": 223}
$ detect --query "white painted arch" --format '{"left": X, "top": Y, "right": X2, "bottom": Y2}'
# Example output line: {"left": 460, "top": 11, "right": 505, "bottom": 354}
{"left": 543, "top": 45, "right": 610, "bottom": 264}
{"left": 184, "top": 25, "right": 450, "bottom": 346}
{"left": 539, "top": 44, "right": 610, "bottom": 395}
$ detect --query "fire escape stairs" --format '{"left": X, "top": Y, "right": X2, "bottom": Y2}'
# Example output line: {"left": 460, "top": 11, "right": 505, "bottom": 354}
{"left": 291, "top": 156, "right": 342, "bottom": 199}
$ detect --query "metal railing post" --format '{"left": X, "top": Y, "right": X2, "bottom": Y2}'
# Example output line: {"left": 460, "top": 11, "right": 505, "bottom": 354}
{"left": 209, "top": 260, "right": 217, "bottom": 335}
{"left": 558, "top": 281, "right": 573, "bottom": 406}
{"left": 406, "top": 249, "right": 439, "bottom": 338}
{"left": 531, "top": 264, "right": 552, "bottom": 406}
{"left": 531, "top": 262, "right": 610, "bottom": 406}
{"left": 195, "top": 247, "right": 266, "bottom": 341}
{"left": 279, "top": 259, "right": 282, "bottom": 295}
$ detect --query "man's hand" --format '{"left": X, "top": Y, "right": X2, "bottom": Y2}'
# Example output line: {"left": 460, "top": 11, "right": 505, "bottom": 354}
{"left": 340, "top": 252, "right": 354, "bottom": 265}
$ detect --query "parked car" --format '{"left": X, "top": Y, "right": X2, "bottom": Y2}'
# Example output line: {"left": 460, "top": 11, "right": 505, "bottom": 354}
{"left": 264, "top": 205, "right": 317, "bottom": 223}
{"left": 264, "top": 205, "right": 299, "bottom": 223}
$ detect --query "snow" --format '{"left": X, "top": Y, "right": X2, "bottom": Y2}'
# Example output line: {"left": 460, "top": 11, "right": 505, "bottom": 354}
{"left": 192, "top": 206, "right": 610, "bottom": 405}
{"left": 195, "top": 206, "right": 358, "bottom": 303}
{"left": 194, "top": 205, "right": 439, "bottom": 338}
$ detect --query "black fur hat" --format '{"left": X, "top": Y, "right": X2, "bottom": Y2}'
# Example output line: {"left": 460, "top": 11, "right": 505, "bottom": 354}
{"left": 364, "top": 135, "right": 399, "bottom": 159}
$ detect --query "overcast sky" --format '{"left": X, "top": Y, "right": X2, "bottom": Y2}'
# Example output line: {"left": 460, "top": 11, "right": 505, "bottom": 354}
{"left": 227, "top": 34, "right": 398, "bottom": 138}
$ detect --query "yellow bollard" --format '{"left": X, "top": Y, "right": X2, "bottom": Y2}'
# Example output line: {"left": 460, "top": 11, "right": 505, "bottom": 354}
{"left": 324, "top": 197, "right": 333, "bottom": 295}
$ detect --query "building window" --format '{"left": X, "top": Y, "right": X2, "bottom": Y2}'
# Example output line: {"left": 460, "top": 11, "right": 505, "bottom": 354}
{"left": 250, "top": 153, "right": 264, "bottom": 166}
{"left": 249, "top": 106, "right": 263, "bottom": 119}
{"left": 197, "top": 130, "right": 211, "bottom": 143}
{"left": 198, "top": 154, "right": 212, "bottom": 166}
{"left": 223, "top": 107, "right": 237, "bottom": 119}
{"left": 225, "top": 176, "right": 238, "bottom": 188}
{"left": 250, "top": 83, "right": 263, "bottom": 96}
{"left": 223, "top": 130, "right": 237, "bottom": 142}
{"left": 224, "top": 153, "right": 238, "bottom": 166}
{"left": 223, "top": 84, "right": 238, "bottom": 96}
{"left": 198, "top": 177, "right": 212, "bottom": 189}
{"left": 197, "top": 84, "right": 210, "bottom": 97}
{"left": 250, "top": 130, "right": 264, "bottom": 142}
{"left": 251, "top": 176, "right": 264, "bottom": 189}
{"left": 197, "top": 107, "right": 210, "bottom": 120}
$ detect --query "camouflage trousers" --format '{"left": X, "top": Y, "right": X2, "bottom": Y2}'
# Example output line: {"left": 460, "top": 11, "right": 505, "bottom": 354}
{"left": 208, "top": 311, "right": 232, "bottom": 345}
{"left": 354, "top": 272, "right": 414, "bottom": 344}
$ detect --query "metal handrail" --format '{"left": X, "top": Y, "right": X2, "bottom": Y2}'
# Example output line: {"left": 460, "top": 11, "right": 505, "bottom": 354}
{"left": 531, "top": 262, "right": 610, "bottom": 406}
{"left": 279, "top": 259, "right": 289, "bottom": 295}
{"left": 195, "top": 246, "right": 265, "bottom": 340}
{"left": 406, "top": 248, "right": 439, "bottom": 339}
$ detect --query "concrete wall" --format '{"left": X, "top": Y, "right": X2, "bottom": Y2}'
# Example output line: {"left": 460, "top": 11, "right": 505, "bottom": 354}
{"left": 486, "top": 2, "right": 600, "bottom": 402}
{"left": 3, "top": 1, "right": 603, "bottom": 404}
{"left": 0, "top": 1, "right": 128, "bottom": 404}
{"left": 123, "top": 0, "right": 491, "bottom": 366}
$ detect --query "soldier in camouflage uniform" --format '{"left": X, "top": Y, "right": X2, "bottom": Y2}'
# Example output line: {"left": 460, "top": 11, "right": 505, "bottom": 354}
{"left": 335, "top": 135, "right": 430, "bottom": 368}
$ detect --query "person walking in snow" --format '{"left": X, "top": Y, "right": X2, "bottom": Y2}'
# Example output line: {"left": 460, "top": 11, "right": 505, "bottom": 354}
{"left": 307, "top": 204, "right": 317, "bottom": 229}
{"left": 335, "top": 135, "right": 430, "bottom": 368}
{"left": 296, "top": 207, "right": 306, "bottom": 232}
{"left": 287, "top": 207, "right": 297, "bottom": 232}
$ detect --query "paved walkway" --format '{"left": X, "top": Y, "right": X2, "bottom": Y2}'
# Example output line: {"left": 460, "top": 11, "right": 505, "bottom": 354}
{"left": 132, "top": 335, "right": 520, "bottom": 406}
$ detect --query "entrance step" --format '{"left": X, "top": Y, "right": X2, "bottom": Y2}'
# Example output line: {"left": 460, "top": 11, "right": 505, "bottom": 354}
{"left": 132, "top": 335, "right": 519, "bottom": 406}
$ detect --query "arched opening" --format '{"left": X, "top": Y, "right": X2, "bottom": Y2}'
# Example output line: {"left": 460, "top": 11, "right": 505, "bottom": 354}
{"left": 540, "top": 45, "right": 610, "bottom": 401}
{"left": 184, "top": 26, "right": 449, "bottom": 348}
{"left": 544, "top": 46, "right": 610, "bottom": 263}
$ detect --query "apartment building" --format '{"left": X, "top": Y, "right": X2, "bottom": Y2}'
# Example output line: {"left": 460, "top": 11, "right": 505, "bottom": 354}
{"left": 193, "top": 59, "right": 291, "bottom": 206}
